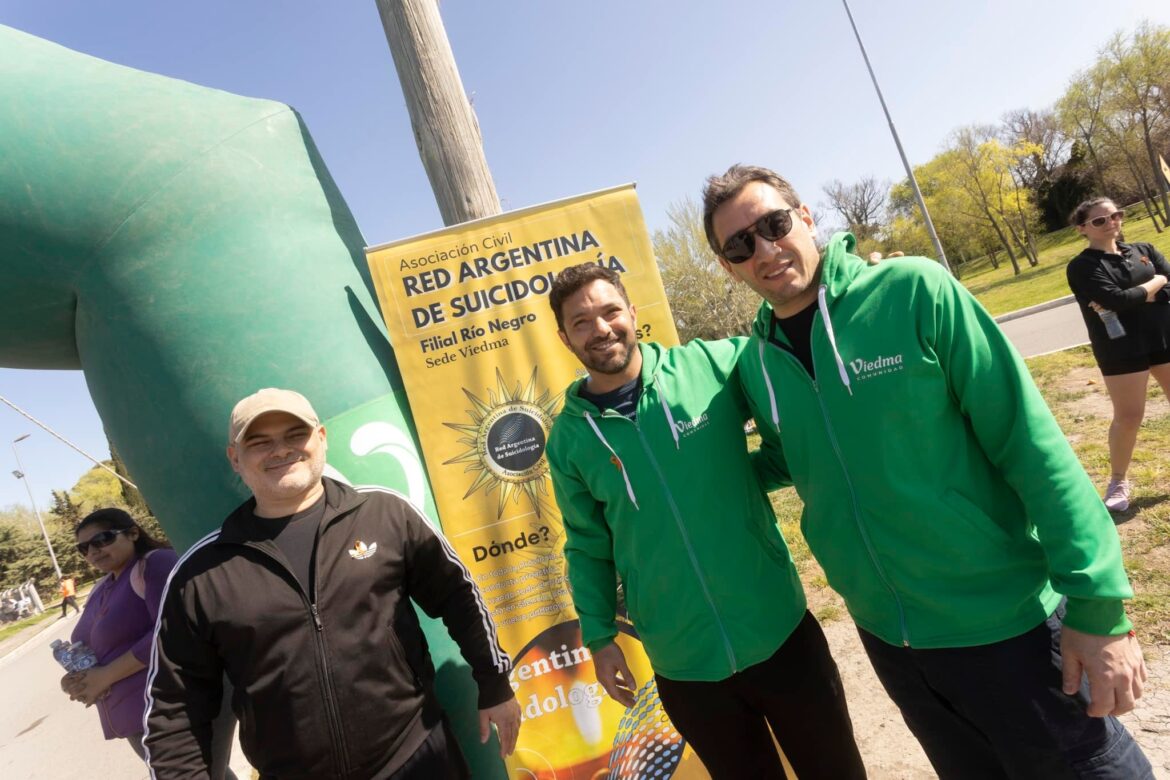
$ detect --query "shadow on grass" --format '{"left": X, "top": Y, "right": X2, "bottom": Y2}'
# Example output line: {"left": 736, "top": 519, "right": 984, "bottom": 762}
{"left": 1114, "top": 494, "right": 1170, "bottom": 524}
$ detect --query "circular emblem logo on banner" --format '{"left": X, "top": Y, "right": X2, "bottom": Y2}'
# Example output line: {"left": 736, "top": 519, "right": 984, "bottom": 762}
{"left": 443, "top": 368, "right": 562, "bottom": 518}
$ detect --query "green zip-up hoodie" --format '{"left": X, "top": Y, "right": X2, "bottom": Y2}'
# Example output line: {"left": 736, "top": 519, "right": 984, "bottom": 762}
{"left": 548, "top": 339, "right": 806, "bottom": 681}
{"left": 738, "top": 232, "right": 1133, "bottom": 649}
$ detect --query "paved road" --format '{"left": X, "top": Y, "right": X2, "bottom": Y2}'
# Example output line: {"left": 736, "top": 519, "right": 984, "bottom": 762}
{"left": 997, "top": 298, "right": 1090, "bottom": 359}
{"left": 0, "top": 613, "right": 251, "bottom": 779}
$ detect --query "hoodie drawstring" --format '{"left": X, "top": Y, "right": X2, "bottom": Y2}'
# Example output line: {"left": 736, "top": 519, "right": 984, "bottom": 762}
{"left": 757, "top": 340, "right": 781, "bottom": 433}
{"left": 817, "top": 285, "right": 853, "bottom": 396}
{"left": 584, "top": 412, "right": 640, "bottom": 510}
{"left": 659, "top": 393, "right": 680, "bottom": 450}
{"left": 757, "top": 285, "right": 854, "bottom": 419}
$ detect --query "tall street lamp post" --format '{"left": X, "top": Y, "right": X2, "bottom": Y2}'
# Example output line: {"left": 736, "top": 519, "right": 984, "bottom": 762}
{"left": 11, "top": 433, "right": 64, "bottom": 581}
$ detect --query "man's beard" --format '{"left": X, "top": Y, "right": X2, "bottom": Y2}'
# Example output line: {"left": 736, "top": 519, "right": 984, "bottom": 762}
{"left": 578, "top": 333, "right": 634, "bottom": 376}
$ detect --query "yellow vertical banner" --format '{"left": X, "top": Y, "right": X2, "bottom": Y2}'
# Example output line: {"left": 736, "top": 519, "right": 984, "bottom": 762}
{"left": 367, "top": 185, "right": 707, "bottom": 778}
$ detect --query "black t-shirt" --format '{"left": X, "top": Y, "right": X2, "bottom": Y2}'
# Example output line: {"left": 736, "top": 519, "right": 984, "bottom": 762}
{"left": 253, "top": 493, "right": 328, "bottom": 596}
{"left": 772, "top": 300, "right": 818, "bottom": 378}
{"left": 578, "top": 375, "right": 642, "bottom": 421}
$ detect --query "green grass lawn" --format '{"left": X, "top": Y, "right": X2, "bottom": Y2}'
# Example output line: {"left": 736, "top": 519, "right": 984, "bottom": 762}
{"left": 0, "top": 580, "right": 98, "bottom": 644}
{"left": 762, "top": 345, "right": 1170, "bottom": 639}
{"left": 960, "top": 207, "right": 1170, "bottom": 316}
{"left": 0, "top": 606, "right": 59, "bottom": 643}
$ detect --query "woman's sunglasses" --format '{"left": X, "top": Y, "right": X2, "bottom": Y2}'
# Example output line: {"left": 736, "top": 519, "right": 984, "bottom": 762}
{"left": 720, "top": 208, "right": 796, "bottom": 263}
{"left": 76, "top": 528, "right": 128, "bottom": 555}
{"left": 1081, "top": 210, "right": 1124, "bottom": 228}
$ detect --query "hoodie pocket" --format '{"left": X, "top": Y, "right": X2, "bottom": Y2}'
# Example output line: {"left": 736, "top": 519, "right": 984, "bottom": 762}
{"left": 386, "top": 625, "right": 424, "bottom": 693}
{"left": 941, "top": 488, "right": 1012, "bottom": 549}
{"left": 621, "top": 569, "right": 644, "bottom": 631}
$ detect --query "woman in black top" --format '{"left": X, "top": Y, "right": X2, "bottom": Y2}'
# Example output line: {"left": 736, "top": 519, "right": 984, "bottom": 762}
{"left": 1066, "top": 197, "right": 1170, "bottom": 512}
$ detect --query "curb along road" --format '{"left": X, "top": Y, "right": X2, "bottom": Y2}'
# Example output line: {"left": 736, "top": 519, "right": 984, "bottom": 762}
{"left": 993, "top": 294, "right": 1076, "bottom": 325}
{"left": 992, "top": 296, "right": 1089, "bottom": 360}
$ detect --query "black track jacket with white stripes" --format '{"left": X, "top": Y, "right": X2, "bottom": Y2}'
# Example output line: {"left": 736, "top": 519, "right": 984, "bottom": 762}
{"left": 144, "top": 478, "right": 511, "bottom": 779}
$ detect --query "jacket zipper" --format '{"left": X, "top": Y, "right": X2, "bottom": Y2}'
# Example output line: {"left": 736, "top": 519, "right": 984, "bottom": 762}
{"left": 767, "top": 321, "right": 911, "bottom": 646}
{"left": 308, "top": 602, "right": 351, "bottom": 776}
{"left": 601, "top": 407, "right": 740, "bottom": 675}
{"left": 243, "top": 540, "right": 352, "bottom": 775}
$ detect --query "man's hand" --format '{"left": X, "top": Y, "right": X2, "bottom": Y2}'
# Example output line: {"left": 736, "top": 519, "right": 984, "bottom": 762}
{"left": 593, "top": 642, "right": 637, "bottom": 708}
{"left": 479, "top": 697, "right": 521, "bottom": 758}
{"left": 1061, "top": 627, "right": 1146, "bottom": 717}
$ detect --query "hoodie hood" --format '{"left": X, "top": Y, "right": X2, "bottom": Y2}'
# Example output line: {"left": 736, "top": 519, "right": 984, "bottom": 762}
{"left": 560, "top": 340, "right": 666, "bottom": 417}
{"left": 749, "top": 232, "right": 862, "bottom": 405}
{"left": 558, "top": 341, "right": 676, "bottom": 509}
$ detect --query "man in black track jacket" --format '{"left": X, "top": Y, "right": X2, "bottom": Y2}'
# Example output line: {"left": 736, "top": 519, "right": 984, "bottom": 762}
{"left": 144, "top": 388, "right": 519, "bottom": 779}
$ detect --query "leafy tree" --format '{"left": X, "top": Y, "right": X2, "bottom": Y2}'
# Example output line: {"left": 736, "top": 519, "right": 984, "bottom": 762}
{"left": 1101, "top": 22, "right": 1170, "bottom": 224}
{"left": 942, "top": 126, "right": 1043, "bottom": 273}
{"left": 111, "top": 446, "right": 151, "bottom": 516}
{"left": 652, "top": 198, "right": 760, "bottom": 343}
{"left": 0, "top": 504, "right": 66, "bottom": 591}
{"left": 1037, "top": 140, "right": 1095, "bottom": 230}
{"left": 1057, "top": 23, "right": 1170, "bottom": 230}
{"left": 1056, "top": 63, "right": 1116, "bottom": 195}
{"left": 890, "top": 153, "right": 1010, "bottom": 276}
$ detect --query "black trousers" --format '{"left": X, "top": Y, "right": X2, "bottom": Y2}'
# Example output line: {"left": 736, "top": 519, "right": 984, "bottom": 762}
{"left": 61, "top": 595, "right": 79, "bottom": 616}
{"left": 387, "top": 718, "right": 469, "bottom": 780}
{"left": 858, "top": 609, "right": 1152, "bottom": 779}
{"left": 655, "top": 610, "right": 866, "bottom": 780}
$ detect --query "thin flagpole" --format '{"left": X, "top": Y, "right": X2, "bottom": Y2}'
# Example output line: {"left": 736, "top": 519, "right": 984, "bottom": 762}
{"left": 0, "top": 393, "right": 138, "bottom": 489}
{"left": 840, "top": 0, "right": 951, "bottom": 273}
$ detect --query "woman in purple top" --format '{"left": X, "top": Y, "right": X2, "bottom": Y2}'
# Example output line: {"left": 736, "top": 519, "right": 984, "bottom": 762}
{"left": 62, "top": 508, "right": 237, "bottom": 777}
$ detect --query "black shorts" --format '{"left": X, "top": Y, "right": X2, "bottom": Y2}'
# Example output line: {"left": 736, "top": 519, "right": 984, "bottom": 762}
{"left": 1098, "top": 346, "right": 1170, "bottom": 376}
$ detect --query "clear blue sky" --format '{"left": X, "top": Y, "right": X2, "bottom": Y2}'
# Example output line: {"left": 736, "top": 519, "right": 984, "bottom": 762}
{"left": 2, "top": 0, "right": 1168, "bottom": 510}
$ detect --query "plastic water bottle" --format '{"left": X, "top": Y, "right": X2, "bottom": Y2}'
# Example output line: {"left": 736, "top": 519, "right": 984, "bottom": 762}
{"left": 67, "top": 641, "right": 97, "bottom": 671}
{"left": 1098, "top": 308, "right": 1126, "bottom": 340}
{"left": 50, "top": 639, "right": 98, "bottom": 671}
{"left": 50, "top": 638, "right": 72, "bottom": 670}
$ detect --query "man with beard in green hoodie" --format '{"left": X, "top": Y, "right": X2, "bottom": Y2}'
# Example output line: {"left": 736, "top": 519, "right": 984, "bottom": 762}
{"left": 705, "top": 163, "right": 1151, "bottom": 779}
{"left": 546, "top": 263, "right": 866, "bottom": 779}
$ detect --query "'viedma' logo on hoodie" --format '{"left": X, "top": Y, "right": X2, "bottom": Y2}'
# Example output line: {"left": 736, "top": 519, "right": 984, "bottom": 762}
{"left": 673, "top": 412, "right": 710, "bottom": 438}
{"left": 848, "top": 353, "right": 904, "bottom": 382}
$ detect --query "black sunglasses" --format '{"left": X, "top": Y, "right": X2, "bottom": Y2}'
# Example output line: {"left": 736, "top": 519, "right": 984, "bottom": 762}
{"left": 77, "top": 528, "right": 128, "bottom": 555}
{"left": 1081, "top": 210, "right": 1124, "bottom": 228}
{"left": 720, "top": 208, "right": 796, "bottom": 263}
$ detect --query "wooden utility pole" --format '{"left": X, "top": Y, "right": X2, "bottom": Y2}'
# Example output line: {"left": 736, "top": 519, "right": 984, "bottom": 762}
{"left": 376, "top": 0, "right": 501, "bottom": 226}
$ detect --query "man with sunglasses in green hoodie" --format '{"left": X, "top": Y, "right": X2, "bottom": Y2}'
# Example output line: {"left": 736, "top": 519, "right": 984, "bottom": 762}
{"left": 546, "top": 262, "right": 866, "bottom": 779}
{"left": 705, "top": 163, "right": 1151, "bottom": 778}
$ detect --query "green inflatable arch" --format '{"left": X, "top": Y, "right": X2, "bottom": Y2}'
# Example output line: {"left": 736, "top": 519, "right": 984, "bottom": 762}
{"left": 0, "top": 25, "right": 505, "bottom": 778}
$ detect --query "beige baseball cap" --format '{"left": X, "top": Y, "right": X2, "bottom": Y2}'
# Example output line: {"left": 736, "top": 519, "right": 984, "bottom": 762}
{"left": 228, "top": 388, "right": 320, "bottom": 443}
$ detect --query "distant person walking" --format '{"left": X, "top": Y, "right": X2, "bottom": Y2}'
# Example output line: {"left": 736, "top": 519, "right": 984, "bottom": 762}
{"left": 59, "top": 576, "right": 80, "bottom": 617}
{"left": 61, "top": 508, "right": 238, "bottom": 777}
{"left": 1066, "top": 198, "right": 1170, "bottom": 512}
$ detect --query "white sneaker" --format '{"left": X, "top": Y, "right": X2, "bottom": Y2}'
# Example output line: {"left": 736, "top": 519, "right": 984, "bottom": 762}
{"left": 1104, "top": 478, "right": 1131, "bottom": 513}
